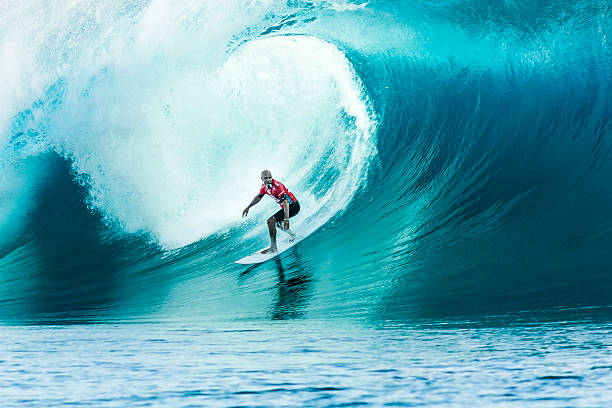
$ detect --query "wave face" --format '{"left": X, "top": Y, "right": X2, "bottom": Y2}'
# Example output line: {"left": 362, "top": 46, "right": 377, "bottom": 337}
{"left": 1, "top": 0, "right": 611, "bottom": 323}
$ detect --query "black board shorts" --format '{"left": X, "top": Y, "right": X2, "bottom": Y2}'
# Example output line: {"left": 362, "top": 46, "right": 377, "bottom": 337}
{"left": 272, "top": 201, "right": 300, "bottom": 223}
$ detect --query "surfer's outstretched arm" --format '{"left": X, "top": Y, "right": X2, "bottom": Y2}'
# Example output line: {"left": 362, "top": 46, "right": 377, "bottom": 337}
{"left": 242, "top": 195, "right": 262, "bottom": 217}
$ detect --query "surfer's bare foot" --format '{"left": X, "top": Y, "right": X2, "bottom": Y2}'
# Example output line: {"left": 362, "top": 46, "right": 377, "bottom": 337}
{"left": 261, "top": 247, "right": 277, "bottom": 254}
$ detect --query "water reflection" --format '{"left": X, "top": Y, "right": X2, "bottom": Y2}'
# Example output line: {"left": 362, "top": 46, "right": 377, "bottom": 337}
{"left": 236, "top": 246, "right": 314, "bottom": 320}
{"left": 270, "top": 247, "right": 314, "bottom": 320}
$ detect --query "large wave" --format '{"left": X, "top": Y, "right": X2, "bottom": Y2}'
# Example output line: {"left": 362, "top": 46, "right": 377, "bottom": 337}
{"left": 1, "top": 0, "right": 611, "bottom": 323}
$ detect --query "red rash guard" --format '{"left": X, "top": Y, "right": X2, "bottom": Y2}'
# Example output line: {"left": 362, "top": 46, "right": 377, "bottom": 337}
{"left": 259, "top": 180, "right": 297, "bottom": 208}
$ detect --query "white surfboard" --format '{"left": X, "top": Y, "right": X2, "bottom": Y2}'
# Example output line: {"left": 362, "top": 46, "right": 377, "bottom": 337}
{"left": 235, "top": 229, "right": 299, "bottom": 265}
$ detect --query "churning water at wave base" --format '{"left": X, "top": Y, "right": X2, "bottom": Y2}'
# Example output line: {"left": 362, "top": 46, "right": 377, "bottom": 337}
{"left": 1, "top": 1, "right": 612, "bottom": 406}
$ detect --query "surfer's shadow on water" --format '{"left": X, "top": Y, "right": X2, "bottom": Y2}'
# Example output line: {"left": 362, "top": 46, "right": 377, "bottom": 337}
{"left": 237, "top": 246, "right": 315, "bottom": 320}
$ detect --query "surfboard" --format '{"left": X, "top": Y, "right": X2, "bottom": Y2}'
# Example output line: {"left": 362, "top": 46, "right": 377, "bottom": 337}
{"left": 235, "top": 229, "right": 298, "bottom": 265}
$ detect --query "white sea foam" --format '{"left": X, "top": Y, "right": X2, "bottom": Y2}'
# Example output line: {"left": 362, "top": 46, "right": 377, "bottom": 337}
{"left": 49, "top": 34, "right": 376, "bottom": 248}
{"left": 2, "top": 1, "right": 377, "bottom": 249}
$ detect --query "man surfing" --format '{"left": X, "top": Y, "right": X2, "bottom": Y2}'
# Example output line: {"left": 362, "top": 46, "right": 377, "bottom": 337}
{"left": 242, "top": 170, "right": 300, "bottom": 254}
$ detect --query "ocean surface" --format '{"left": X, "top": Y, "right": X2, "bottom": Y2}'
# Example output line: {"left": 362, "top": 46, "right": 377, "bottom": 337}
{"left": 1, "top": 0, "right": 611, "bottom": 406}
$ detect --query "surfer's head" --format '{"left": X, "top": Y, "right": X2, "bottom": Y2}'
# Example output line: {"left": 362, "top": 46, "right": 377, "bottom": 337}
{"left": 261, "top": 170, "right": 273, "bottom": 186}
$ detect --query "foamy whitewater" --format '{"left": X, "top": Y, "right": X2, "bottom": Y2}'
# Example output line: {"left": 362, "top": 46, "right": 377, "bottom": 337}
{"left": 2, "top": 3, "right": 376, "bottom": 249}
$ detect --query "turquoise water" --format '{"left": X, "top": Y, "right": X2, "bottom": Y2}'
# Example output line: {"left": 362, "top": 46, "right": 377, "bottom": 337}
{"left": 2, "top": 320, "right": 612, "bottom": 407}
{"left": 1, "top": 0, "right": 612, "bottom": 405}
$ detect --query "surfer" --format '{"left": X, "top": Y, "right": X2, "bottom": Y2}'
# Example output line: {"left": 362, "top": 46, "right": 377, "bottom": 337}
{"left": 242, "top": 170, "right": 300, "bottom": 254}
